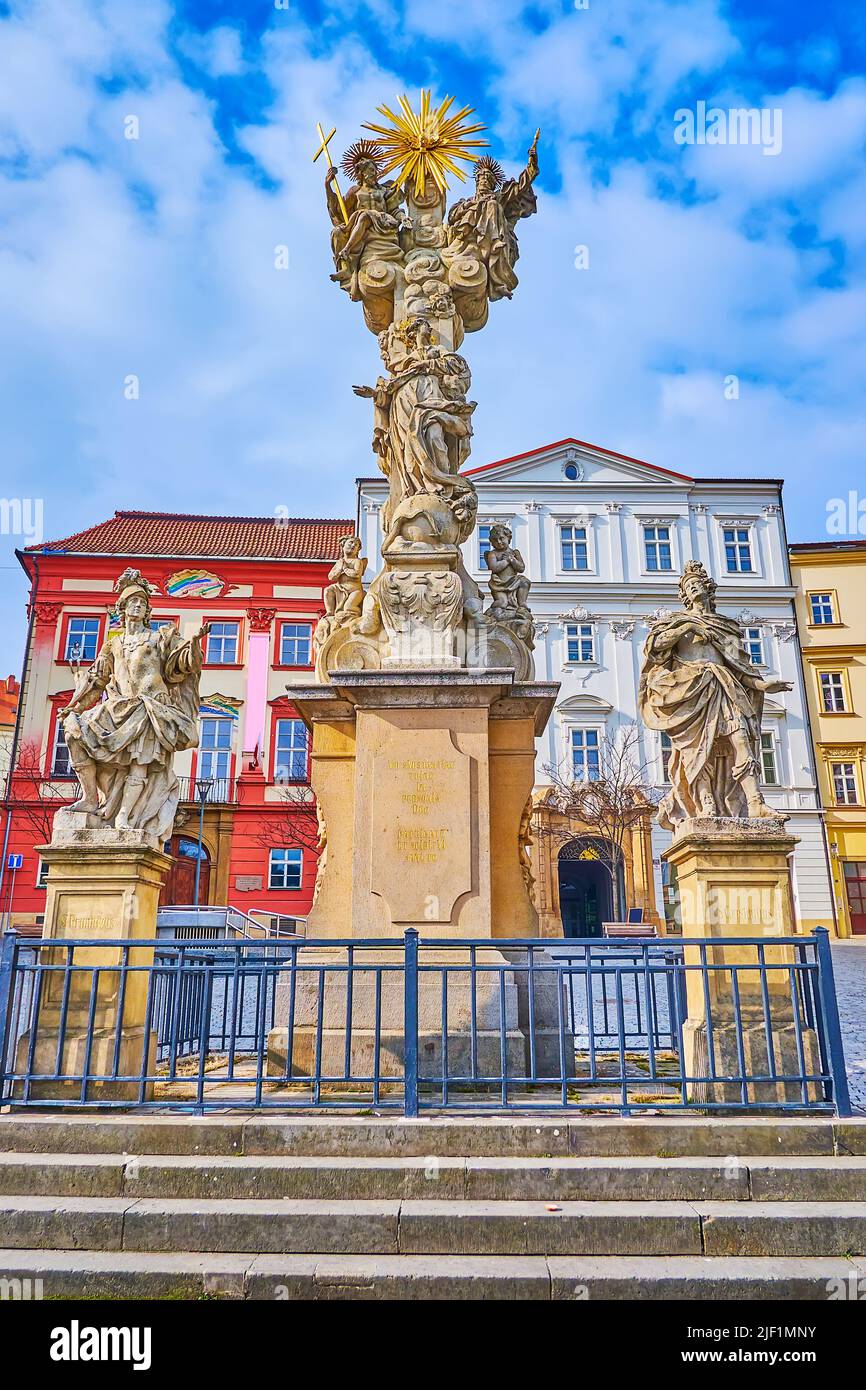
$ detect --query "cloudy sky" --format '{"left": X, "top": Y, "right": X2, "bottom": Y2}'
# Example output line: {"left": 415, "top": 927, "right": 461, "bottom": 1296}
{"left": 0, "top": 0, "right": 864, "bottom": 672}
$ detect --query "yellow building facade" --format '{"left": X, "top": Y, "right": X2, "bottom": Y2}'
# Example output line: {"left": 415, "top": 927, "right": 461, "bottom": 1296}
{"left": 790, "top": 541, "right": 866, "bottom": 937}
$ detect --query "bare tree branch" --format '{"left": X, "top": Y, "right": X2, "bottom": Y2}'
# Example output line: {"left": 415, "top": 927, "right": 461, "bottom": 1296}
{"left": 538, "top": 725, "right": 662, "bottom": 921}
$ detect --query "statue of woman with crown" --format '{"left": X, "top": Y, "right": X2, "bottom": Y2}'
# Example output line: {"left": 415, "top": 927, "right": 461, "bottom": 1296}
{"left": 58, "top": 568, "right": 210, "bottom": 846}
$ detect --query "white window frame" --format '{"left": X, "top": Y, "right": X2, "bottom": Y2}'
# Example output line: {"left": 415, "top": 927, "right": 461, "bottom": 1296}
{"left": 478, "top": 524, "right": 494, "bottom": 571}
{"left": 744, "top": 626, "right": 766, "bottom": 667}
{"left": 206, "top": 621, "right": 240, "bottom": 665}
{"left": 50, "top": 720, "right": 73, "bottom": 777}
{"left": 569, "top": 726, "right": 602, "bottom": 782}
{"left": 36, "top": 857, "right": 49, "bottom": 888}
{"left": 199, "top": 715, "right": 233, "bottom": 786}
{"left": 637, "top": 519, "right": 679, "bottom": 576}
{"left": 717, "top": 521, "right": 758, "bottom": 577}
{"left": 269, "top": 847, "right": 303, "bottom": 891}
{"left": 564, "top": 623, "right": 596, "bottom": 665}
{"left": 64, "top": 616, "right": 101, "bottom": 663}
{"left": 279, "top": 622, "right": 312, "bottom": 668}
{"left": 553, "top": 514, "right": 597, "bottom": 577}
{"left": 820, "top": 671, "right": 848, "bottom": 714}
{"left": 832, "top": 762, "right": 859, "bottom": 806}
{"left": 274, "top": 717, "right": 309, "bottom": 783}
{"left": 760, "top": 729, "right": 780, "bottom": 786}
{"left": 808, "top": 592, "right": 837, "bottom": 626}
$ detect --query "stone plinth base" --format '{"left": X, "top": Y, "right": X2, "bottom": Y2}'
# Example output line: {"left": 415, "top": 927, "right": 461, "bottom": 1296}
{"left": 663, "top": 816, "right": 820, "bottom": 1104}
{"left": 292, "top": 670, "right": 558, "bottom": 940}
{"left": 266, "top": 946, "right": 571, "bottom": 1084}
{"left": 17, "top": 828, "right": 170, "bottom": 1101}
{"left": 14, "top": 1027, "right": 156, "bottom": 1103}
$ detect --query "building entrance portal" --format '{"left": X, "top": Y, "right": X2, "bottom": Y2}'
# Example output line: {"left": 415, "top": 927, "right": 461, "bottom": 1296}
{"left": 557, "top": 839, "right": 618, "bottom": 938}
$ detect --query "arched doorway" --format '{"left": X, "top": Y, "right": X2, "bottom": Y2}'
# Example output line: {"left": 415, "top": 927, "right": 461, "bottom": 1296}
{"left": 557, "top": 838, "right": 622, "bottom": 938}
{"left": 161, "top": 835, "right": 211, "bottom": 906}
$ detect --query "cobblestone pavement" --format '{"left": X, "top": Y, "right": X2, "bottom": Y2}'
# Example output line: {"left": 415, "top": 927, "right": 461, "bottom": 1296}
{"left": 831, "top": 940, "right": 866, "bottom": 1113}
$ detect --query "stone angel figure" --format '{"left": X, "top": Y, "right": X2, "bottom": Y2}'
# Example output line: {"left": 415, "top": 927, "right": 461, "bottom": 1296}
{"left": 639, "top": 561, "right": 792, "bottom": 829}
{"left": 484, "top": 523, "right": 534, "bottom": 647}
{"left": 326, "top": 140, "right": 408, "bottom": 303}
{"left": 58, "top": 568, "right": 210, "bottom": 847}
{"left": 314, "top": 535, "right": 368, "bottom": 648}
{"left": 446, "top": 131, "right": 540, "bottom": 302}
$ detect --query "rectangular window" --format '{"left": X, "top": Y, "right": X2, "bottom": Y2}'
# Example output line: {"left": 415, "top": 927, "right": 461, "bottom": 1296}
{"left": 560, "top": 525, "right": 589, "bottom": 572}
{"left": 570, "top": 728, "right": 601, "bottom": 781}
{"left": 64, "top": 617, "right": 100, "bottom": 662}
{"left": 723, "top": 527, "right": 754, "bottom": 574}
{"left": 832, "top": 763, "right": 859, "bottom": 805}
{"left": 565, "top": 623, "right": 595, "bottom": 663}
{"left": 280, "top": 623, "right": 312, "bottom": 667}
{"left": 478, "top": 525, "right": 493, "bottom": 569}
{"left": 745, "top": 627, "right": 765, "bottom": 666}
{"left": 644, "top": 524, "right": 673, "bottom": 572}
{"left": 760, "top": 731, "right": 779, "bottom": 786}
{"left": 37, "top": 858, "right": 49, "bottom": 887}
{"left": 660, "top": 732, "right": 673, "bottom": 783}
{"left": 274, "top": 718, "right": 308, "bottom": 782}
{"left": 269, "top": 847, "right": 303, "bottom": 891}
{"left": 199, "top": 717, "right": 232, "bottom": 787}
{"left": 51, "top": 721, "right": 72, "bottom": 777}
{"left": 809, "top": 593, "right": 836, "bottom": 626}
{"left": 206, "top": 621, "right": 239, "bottom": 665}
{"left": 150, "top": 617, "right": 177, "bottom": 632}
{"left": 820, "top": 672, "right": 847, "bottom": 713}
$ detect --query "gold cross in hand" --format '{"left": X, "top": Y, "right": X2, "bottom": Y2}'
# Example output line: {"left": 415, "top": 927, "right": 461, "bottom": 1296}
{"left": 313, "top": 122, "right": 349, "bottom": 223}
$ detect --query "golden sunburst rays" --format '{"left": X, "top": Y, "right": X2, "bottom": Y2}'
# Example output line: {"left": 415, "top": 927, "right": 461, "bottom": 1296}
{"left": 362, "top": 90, "right": 489, "bottom": 198}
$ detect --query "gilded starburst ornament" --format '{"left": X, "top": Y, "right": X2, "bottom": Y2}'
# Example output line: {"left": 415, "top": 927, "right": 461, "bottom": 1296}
{"left": 362, "top": 90, "right": 489, "bottom": 197}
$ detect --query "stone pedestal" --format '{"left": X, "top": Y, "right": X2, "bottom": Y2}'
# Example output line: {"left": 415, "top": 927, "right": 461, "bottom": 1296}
{"left": 663, "top": 817, "right": 821, "bottom": 1104}
{"left": 16, "top": 818, "right": 170, "bottom": 1101}
{"left": 267, "top": 669, "right": 562, "bottom": 1078}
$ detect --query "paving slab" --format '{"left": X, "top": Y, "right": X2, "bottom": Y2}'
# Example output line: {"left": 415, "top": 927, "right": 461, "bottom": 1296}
{"left": 121, "top": 1197, "right": 402, "bottom": 1255}
{"left": 698, "top": 1201, "right": 866, "bottom": 1257}
{"left": 548, "top": 1255, "right": 861, "bottom": 1300}
{"left": 396, "top": 1199, "right": 703, "bottom": 1256}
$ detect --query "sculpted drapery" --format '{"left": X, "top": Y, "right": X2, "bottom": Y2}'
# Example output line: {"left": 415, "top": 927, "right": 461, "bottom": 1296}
{"left": 60, "top": 569, "right": 208, "bottom": 846}
{"left": 639, "top": 562, "right": 791, "bottom": 830}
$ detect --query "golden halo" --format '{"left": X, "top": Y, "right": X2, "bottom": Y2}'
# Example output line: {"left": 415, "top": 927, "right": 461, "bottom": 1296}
{"left": 474, "top": 154, "right": 504, "bottom": 187}
{"left": 340, "top": 139, "right": 383, "bottom": 184}
{"left": 362, "top": 90, "right": 489, "bottom": 197}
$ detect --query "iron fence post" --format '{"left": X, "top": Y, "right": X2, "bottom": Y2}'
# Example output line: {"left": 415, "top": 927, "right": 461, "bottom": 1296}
{"left": 0, "top": 930, "right": 18, "bottom": 1098}
{"left": 403, "top": 928, "right": 419, "bottom": 1118}
{"left": 814, "top": 927, "right": 852, "bottom": 1117}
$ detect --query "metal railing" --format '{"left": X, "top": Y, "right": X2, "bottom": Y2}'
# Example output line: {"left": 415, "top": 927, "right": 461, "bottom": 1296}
{"left": 0, "top": 929, "right": 852, "bottom": 1116}
{"left": 176, "top": 776, "right": 237, "bottom": 804}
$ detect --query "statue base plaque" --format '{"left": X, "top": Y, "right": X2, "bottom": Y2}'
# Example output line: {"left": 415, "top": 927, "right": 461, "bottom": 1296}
{"left": 663, "top": 816, "right": 821, "bottom": 1104}
{"left": 15, "top": 820, "right": 170, "bottom": 1101}
{"left": 266, "top": 669, "right": 564, "bottom": 1079}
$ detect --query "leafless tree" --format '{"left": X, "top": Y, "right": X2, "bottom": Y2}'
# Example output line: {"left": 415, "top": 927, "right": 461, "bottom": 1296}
{"left": 252, "top": 780, "right": 322, "bottom": 858}
{"left": 540, "top": 724, "right": 662, "bottom": 922}
{"left": 5, "top": 738, "right": 76, "bottom": 846}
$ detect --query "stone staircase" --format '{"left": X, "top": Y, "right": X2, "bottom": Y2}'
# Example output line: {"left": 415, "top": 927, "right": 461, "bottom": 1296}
{"left": 0, "top": 1113, "right": 865, "bottom": 1299}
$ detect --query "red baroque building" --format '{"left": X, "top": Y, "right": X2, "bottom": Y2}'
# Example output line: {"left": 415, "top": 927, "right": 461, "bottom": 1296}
{"left": 1, "top": 509, "right": 352, "bottom": 933}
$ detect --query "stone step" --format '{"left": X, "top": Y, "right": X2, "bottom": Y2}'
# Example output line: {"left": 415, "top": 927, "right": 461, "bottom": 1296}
{"left": 4, "top": 1151, "right": 866, "bottom": 1203}
{"left": 1, "top": 1248, "right": 864, "bottom": 1300}
{"left": 1, "top": 1113, "right": 863, "bottom": 1158}
{"left": 2, "top": 1195, "right": 865, "bottom": 1257}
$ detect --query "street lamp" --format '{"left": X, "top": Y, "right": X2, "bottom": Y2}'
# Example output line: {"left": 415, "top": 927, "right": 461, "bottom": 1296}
{"left": 193, "top": 777, "right": 212, "bottom": 906}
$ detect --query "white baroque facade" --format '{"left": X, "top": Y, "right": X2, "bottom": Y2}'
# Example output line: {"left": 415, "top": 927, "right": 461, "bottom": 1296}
{"left": 358, "top": 437, "right": 835, "bottom": 934}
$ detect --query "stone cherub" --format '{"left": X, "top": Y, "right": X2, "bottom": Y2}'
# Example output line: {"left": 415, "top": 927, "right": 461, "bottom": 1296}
{"left": 484, "top": 523, "right": 534, "bottom": 647}
{"left": 59, "top": 568, "right": 209, "bottom": 846}
{"left": 314, "top": 535, "right": 367, "bottom": 647}
{"left": 639, "top": 560, "right": 792, "bottom": 829}
{"left": 446, "top": 132, "right": 540, "bottom": 302}
{"left": 326, "top": 141, "right": 407, "bottom": 303}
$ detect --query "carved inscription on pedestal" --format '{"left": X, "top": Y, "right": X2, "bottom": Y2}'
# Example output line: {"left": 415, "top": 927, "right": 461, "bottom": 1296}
{"left": 371, "top": 725, "right": 473, "bottom": 923}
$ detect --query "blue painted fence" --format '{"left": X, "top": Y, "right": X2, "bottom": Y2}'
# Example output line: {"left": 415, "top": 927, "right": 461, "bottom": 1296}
{"left": 0, "top": 928, "right": 851, "bottom": 1116}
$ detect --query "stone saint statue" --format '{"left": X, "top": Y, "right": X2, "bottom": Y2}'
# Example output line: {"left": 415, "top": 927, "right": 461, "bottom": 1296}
{"left": 326, "top": 147, "right": 406, "bottom": 305}
{"left": 446, "top": 134, "right": 540, "bottom": 302}
{"left": 59, "top": 568, "right": 209, "bottom": 846}
{"left": 639, "top": 561, "right": 791, "bottom": 829}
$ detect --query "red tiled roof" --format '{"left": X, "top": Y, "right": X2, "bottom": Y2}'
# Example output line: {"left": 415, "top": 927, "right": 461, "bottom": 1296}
{"left": 27, "top": 511, "right": 354, "bottom": 562}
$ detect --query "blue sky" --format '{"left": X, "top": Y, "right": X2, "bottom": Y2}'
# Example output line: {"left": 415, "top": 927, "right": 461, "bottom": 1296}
{"left": 1, "top": 0, "right": 865, "bottom": 673}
